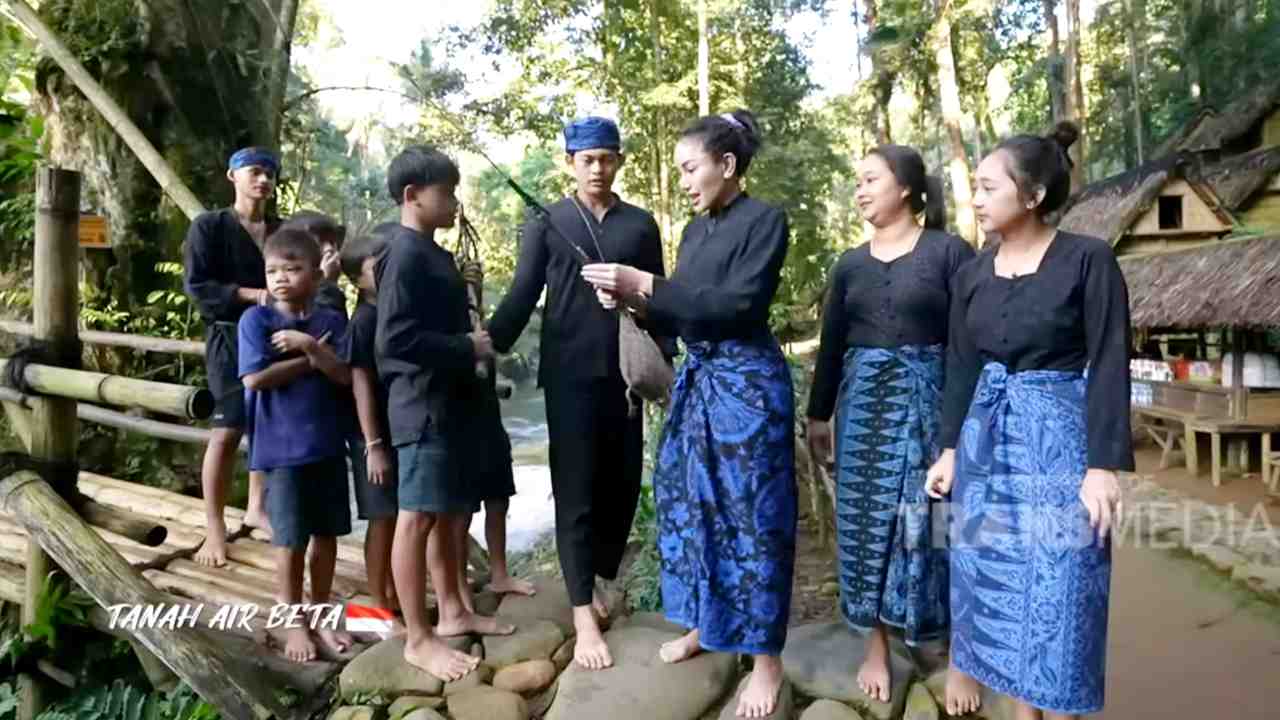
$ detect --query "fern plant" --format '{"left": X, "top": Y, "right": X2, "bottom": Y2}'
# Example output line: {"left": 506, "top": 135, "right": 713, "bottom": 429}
{"left": 34, "top": 681, "right": 218, "bottom": 720}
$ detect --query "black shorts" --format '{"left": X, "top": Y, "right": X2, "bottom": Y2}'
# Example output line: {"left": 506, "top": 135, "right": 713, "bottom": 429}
{"left": 348, "top": 437, "right": 398, "bottom": 521}
{"left": 205, "top": 323, "right": 245, "bottom": 429}
{"left": 265, "top": 457, "right": 352, "bottom": 549}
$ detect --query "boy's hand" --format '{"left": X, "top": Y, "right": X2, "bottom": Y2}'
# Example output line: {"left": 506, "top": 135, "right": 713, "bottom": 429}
{"left": 271, "top": 329, "right": 318, "bottom": 355}
{"left": 469, "top": 330, "right": 495, "bottom": 360}
{"left": 321, "top": 248, "right": 341, "bottom": 281}
{"left": 366, "top": 444, "right": 393, "bottom": 486}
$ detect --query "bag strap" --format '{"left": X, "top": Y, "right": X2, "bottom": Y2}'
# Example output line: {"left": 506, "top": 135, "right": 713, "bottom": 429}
{"left": 568, "top": 197, "right": 609, "bottom": 263}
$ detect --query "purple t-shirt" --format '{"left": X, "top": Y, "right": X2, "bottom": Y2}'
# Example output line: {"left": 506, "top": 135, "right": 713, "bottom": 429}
{"left": 238, "top": 304, "right": 349, "bottom": 471}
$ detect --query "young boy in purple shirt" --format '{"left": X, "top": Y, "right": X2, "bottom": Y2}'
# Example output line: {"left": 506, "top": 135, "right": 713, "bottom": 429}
{"left": 238, "top": 227, "right": 354, "bottom": 662}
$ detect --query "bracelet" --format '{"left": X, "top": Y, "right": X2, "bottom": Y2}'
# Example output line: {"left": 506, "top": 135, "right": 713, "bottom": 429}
{"left": 363, "top": 438, "right": 385, "bottom": 456}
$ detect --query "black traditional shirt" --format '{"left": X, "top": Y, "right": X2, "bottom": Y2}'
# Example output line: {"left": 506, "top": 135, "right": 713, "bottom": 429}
{"left": 374, "top": 224, "right": 475, "bottom": 445}
{"left": 939, "top": 231, "right": 1134, "bottom": 471}
{"left": 183, "top": 208, "right": 280, "bottom": 325}
{"left": 807, "top": 230, "right": 974, "bottom": 420}
{"left": 647, "top": 194, "right": 789, "bottom": 343}
{"left": 488, "top": 195, "right": 668, "bottom": 387}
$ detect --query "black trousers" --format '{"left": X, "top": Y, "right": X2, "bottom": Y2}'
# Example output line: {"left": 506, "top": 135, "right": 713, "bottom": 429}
{"left": 544, "top": 374, "right": 644, "bottom": 607}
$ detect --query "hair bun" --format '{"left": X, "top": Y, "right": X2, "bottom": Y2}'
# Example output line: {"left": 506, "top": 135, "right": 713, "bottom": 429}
{"left": 1049, "top": 121, "right": 1080, "bottom": 151}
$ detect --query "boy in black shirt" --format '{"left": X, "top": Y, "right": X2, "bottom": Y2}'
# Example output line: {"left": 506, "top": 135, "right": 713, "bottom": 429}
{"left": 376, "top": 146, "right": 512, "bottom": 681}
{"left": 339, "top": 232, "right": 399, "bottom": 618}
{"left": 183, "top": 147, "right": 280, "bottom": 566}
{"left": 283, "top": 210, "right": 348, "bottom": 318}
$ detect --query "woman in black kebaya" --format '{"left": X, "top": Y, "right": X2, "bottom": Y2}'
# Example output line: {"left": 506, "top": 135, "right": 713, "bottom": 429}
{"left": 807, "top": 145, "right": 977, "bottom": 712}
{"left": 927, "top": 123, "right": 1131, "bottom": 720}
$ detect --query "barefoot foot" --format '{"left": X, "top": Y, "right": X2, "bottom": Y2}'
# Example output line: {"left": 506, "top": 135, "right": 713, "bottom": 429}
{"left": 658, "top": 629, "right": 702, "bottom": 664}
{"left": 283, "top": 626, "right": 317, "bottom": 663}
{"left": 195, "top": 521, "right": 227, "bottom": 567}
{"left": 315, "top": 627, "right": 355, "bottom": 656}
{"left": 856, "top": 626, "right": 891, "bottom": 703}
{"left": 485, "top": 575, "right": 537, "bottom": 597}
{"left": 572, "top": 610, "right": 613, "bottom": 670}
{"left": 243, "top": 508, "right": 271, "bottom": 533}
{"left": 945, "top": 667, "right": 983, "bottom": 716}
{"left": 436, "top": 612, "right": 515, "bottom": 637}
{"left": 403, "top": 636, "right": 479, "bottom": 682}
{"left": 736, "top": 656, "right": 784, "bottom": 718}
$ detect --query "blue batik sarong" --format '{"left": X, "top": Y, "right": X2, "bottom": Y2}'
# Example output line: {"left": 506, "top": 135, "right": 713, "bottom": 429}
{"left": 655, "top": 338, "right": 797, "bottom": 656}
{"left": 951, "top": 362, "right": 1110, "bottom": 715}
{"left": 834, "top": 345, "right": 948, "bottom": 646}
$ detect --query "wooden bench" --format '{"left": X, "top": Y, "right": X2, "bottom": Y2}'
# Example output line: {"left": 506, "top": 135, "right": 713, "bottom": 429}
{"left": 1133, "top": 406, "right": 1187, "bottom": 470}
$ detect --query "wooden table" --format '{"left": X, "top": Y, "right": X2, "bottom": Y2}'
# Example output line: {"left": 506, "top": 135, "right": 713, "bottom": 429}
{"left": 1133, "top": 406, "right": 1280, "bottom": 487}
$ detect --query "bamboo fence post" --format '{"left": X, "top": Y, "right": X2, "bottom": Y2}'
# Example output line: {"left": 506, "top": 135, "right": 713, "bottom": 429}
{"left": 0, "top": 1, "right": 205, "bottom": 221}
{"left": 17, "top": 166, "right": 81, "bottom": 720}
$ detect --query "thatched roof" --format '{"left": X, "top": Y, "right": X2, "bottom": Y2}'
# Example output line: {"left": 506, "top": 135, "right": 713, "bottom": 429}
{"left": 1194, "top": 146, "right": 1280, "bottom": 211}
{"left": 1119, "top": 234, "right": 1280, "bottom": 329}
{"left": 1152, "top": 81, "right": 1280, "bottom": 157}
{"left": 1058, "top": 154, "right": 1182, "bottom": 241}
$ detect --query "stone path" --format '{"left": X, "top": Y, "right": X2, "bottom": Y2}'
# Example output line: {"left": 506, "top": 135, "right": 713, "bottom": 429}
{"left": 332, "top": 472, "right": 1280, "bottom": 720}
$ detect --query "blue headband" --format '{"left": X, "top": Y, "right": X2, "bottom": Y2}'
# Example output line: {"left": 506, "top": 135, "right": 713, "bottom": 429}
{"left": 228, "top": 148, "right": 280, "bottom": 174}
{"left": 564, "top": 116, "right": 621, "bottom": 154}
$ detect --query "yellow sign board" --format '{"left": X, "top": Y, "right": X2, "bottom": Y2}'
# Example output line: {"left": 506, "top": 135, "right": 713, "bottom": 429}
{"left": 79, "top": 214, "right": 110, "bottom": 248}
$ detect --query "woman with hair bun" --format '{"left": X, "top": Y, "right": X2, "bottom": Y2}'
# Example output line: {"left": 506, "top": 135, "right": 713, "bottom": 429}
{"left": 926, "top": 122, "right": 1132, "bottom": 719}
{"left": 581, "top": 109, "right": 796, "bottom": 718}
{"left": 807, "top": 145, "right": 976, "bottom": 709}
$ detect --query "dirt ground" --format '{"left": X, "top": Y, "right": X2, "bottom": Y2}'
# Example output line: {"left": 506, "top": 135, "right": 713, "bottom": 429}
{"left": 786, "top": 446, "right": 1280, "bottom": 718}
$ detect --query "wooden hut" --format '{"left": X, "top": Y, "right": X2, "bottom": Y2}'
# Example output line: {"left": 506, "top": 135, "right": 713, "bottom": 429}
{"left": 1119, "top": 234, "right": 1280, "bottom": 487}
{"left": 1060, "top": 81, "right": 1280, "bottom": 254}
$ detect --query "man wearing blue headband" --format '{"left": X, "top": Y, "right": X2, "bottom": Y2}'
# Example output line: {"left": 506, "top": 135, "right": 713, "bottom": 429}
{"left": 183, "top": 146, "right": 282, "bottom": 567}
{"left": 488, "top": 116, "right": 671, "bottom": 671}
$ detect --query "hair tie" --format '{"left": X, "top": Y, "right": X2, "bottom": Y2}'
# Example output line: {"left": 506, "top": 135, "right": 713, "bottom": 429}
{"left": 720, "top": 113, "right": 745, "bottom": 130}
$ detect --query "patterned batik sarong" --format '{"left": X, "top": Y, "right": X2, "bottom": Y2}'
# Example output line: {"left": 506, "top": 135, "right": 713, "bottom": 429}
{"left": 655, "top": 338, "right": 797, "bottom": 655}
{"left": 950, "top": 362, "right": 1110, "bottom": 715}
{"left": 833, "top": 344, "right": 948, "bottom": 645}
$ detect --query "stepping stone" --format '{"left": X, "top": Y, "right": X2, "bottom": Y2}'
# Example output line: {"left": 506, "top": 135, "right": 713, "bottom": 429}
{"left": 497, "top": 576, "right": 575, "bottom": 636}
{"left": 781, "top": 622, "right": 912, "bottom": 720}
{"left": 546, "top": 625, "right": 737, "bottom": 720}
{"left": 328, "top": 709, "right": 377, "bottom": 720}
{"left": 447, "top": 686, "right": 530, "bottom": 720}
{"left": 903, "top": 681, "right": 939, "bottom": 720}
{"left": 474, "top": 590, "right": 501, "bottom": 616}
{"left": 400, "top": 710, "right": 446, "bottom": 720}
{"left": 483, "top": 619, "right": 566, "bottom": 668}
{"left": 340, "top": 636, "right": 443, "bottom": 699}
{"left": 388, "top": 696, "right": 445, "bottom": 720}
{"left": 493, "top": 659, "right": 558, "bottom": 694}
{"left": 552, "top": 638, "right": 575, "bottom": 672}
{"left": 799, "top": 700, "right": 866, "bottom": 720}
{"left": 613, "top": 611, "right": 687, "bottom": 635}
{"left": 716, "top": 676, "right": 793, "bottom": 720}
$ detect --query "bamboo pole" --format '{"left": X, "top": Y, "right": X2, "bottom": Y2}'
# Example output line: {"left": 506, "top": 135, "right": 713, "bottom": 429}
{"left": 0, "top": 1, "right": 206, "bottom": 221}
{"left": 0, "top": 471, "right": 282, "bottom": 719}
{"left": 80, "top": 499, "right": 168, "bottom": 547}
{"left": 0, "top": 321, "right": 205, "bottom": 357}
{"left": 18, "top": 166, "right": 81, "bottom": 720}
{"left": 0, "top": 387, "right": 241, "bottom": 449}
{"left": 0, "top": 359, "right": 213, "bottom": 420}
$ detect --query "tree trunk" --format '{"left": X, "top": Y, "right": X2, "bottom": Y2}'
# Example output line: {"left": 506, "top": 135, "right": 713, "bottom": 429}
{"left": 23, "top": 0, "right": 297, "bottom": 312}
{"left": 1125, "top": 0, "right": 1146, "bottom": 164}
{"left": 1187, "top": 0, "right": 1205, "bottom": 104}
{"left": 865, "top": 0, "right": 893, "bottom": 143}
{"left": 649, "top": 2, "right": 674, "bottom": 267}
{"left": 698, "top": 0, "right": 710, "bottom": 116}
{"left": 264, "top": 0, "right": 300, "bottom": 149}
{"left": 933, "top": 1, "right": 977, "bottom": 245}
{"left": 1065, "top": 0, "right": 1087, "bottom": 188}
{"left": 1042, "top": 0, "right": 1067, "bottom": 123}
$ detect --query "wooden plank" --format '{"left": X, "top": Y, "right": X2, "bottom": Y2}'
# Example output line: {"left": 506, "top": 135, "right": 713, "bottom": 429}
{"left": 142, "top": 569, "right": 276, "bottom": 608}
{"left": 1211, "top": 432, "right": 1223, "bottom": 487}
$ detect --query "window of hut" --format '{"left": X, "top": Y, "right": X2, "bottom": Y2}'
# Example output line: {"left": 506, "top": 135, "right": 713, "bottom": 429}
{"left": 1158, "top": 195, "right": 1184, "bottom": 230}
